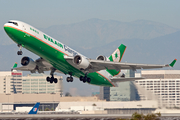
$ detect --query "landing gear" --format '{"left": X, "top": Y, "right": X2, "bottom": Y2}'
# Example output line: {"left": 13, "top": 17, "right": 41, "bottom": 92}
{"left": 17, "top": 51, "right": 22, "bottom": 55}
{"left": 66, "top": 72, "right": 73, "bottom": 82}
{"left": 17, "top": 44, "right": 23, "bottom": 55}
{"left": 46, "top": 68, "right": 58, "bottom": 84}
{"left": 79, "top": 75, "right": 91, "bottom": 83}
{"left": 66, "top": 77, "right": 73, "bottom": 82}
{"left": 46, "top": 76, "right": 58, "bottom": 84}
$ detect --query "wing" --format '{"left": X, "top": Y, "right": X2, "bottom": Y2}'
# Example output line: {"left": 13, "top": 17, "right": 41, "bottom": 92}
{"left": 12, "top": 58, "right": 63, "bottom": 74}
{"left": 89, "top": 59, "right": 177, "bottom": 72}
{"left": 65, "top": 56, "right": 176, "bottom": 73}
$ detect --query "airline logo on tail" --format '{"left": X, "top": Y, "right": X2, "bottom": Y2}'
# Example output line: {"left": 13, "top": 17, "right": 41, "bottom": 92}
{"left": 107, "top": 44, "right": 127, "bottom": 76}
{"left": 33, "top": 108, "right": 37, "bottom": 112}
{"left": 112, "top": 48, "right": 121, "bottom": 62}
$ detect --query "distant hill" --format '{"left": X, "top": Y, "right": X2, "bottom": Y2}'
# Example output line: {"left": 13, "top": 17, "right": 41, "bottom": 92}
{"left": 40, "top": 18, "right": 178, "bottom": 48}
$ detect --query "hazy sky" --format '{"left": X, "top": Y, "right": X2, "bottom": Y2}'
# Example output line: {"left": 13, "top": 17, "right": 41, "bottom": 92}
{"left": 0, "top": 0, "right": 180, "bottom": 30}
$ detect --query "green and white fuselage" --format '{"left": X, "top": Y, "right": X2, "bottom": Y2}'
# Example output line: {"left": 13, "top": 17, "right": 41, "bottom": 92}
{"left": 4, "top": 20, "right": 176, "bottom": 87}
{"left": 4, "top": 20, "right": 119, "bottom": 87}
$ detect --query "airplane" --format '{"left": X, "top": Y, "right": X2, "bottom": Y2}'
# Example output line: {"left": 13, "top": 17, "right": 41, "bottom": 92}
{"left": 28, "top": 102, "right": 40, "bottom": 114}
{"left": 4, "top": 20, "right": 177, "bottom": 87}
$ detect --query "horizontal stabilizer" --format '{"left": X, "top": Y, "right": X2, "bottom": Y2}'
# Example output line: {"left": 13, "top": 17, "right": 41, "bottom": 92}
{"left": 111, "top": 77, "right": 144, "bottom": 82}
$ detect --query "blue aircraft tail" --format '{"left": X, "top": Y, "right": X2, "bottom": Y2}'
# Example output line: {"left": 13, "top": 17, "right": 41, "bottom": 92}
{"left": 28, "top": 102, "right": 40, "bottom": 114}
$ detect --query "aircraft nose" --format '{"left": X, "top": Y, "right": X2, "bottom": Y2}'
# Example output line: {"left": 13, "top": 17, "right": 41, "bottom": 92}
{"left": 4, "top": 23, "right": 10, "bottom": 33}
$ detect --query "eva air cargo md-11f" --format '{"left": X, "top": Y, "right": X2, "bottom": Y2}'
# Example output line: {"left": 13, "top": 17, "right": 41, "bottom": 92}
{"left": 4, "top": 20, "right": 177, "bottom": 87}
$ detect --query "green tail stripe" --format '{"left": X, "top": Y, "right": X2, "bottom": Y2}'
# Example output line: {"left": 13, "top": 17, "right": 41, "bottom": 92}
{"left": 169, "top": 59, "right": 177, "bottom": 67}
{"left": 107, "top": 44, "right": 126, "bottom": 76}
{"left": 13, "top": 62, "right": 18, "bottom": 68}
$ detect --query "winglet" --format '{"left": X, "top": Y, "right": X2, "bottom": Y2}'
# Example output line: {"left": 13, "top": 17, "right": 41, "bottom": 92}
{"left": 13, "top": 62, "right": 18, "bottom": 68}
{"left": 169, "top": 59, "right": 177, "bottom": 67}
{"left": 11, "top": 62, "right": 18, "bottom": 71}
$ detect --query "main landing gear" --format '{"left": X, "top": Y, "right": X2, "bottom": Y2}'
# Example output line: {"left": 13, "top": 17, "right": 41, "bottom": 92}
{"left": 46, "top": 68, "right": 58, "bottom": 84}
{"left": 79, "top": 75, "right": 91, "bottom": 83}
{"left": 46, "top": 75, "right": 58, "bottom": 83}
{"left": 17, "top": 44, "right": 23, "bottom": 55}
{"left": 66, "top": 72, "right": 73, "bottom": 82}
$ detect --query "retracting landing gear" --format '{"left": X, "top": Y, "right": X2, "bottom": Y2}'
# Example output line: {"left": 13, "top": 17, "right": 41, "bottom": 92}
{"left": 66, "top": 72, "right": 73, "bottom": 82}
{"left": 79, "top": 74, "right": 91, "bottom": 83}
{"left": 46, "top": 68, "right": 58, "bottom": 84}
{"left": 17, "top": 44, "right": 23, "bottom": 55}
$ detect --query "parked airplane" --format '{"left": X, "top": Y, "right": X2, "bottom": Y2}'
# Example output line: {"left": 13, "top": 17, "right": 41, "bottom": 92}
{"left": 4, "top": 20, "right": 176, "bottom": 87}
{"left": 28, "top": 102, "right": 40, "bottom": 114}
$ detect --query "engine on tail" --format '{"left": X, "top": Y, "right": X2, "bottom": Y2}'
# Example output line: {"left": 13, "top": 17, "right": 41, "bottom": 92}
{"left": 21, "top": 57, "right": 36, "bottom": 70}
{"left": 73, "top": 55, "right": 90, "bottom": 70}
{"left": 96, "top": 55, "right": 108, "bottom": 61}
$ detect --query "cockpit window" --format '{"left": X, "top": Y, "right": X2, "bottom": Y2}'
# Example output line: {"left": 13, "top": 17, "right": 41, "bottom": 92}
{"left": 8, "top": 21, "right": 18, "bottom": 26}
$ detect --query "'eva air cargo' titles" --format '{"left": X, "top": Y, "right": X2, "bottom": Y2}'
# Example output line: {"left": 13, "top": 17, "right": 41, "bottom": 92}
{"left": 4, "top": 20, "right": 177, "bottom": 87}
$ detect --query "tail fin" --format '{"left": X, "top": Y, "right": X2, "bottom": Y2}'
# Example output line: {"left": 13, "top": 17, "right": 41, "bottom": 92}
{"left": 109, "top": 44, "right": 126, "bottom": 62}
{"left": 28, "top": 102, "right": 40, "bottom": 114}
{"left": 107, "top": 44, "right": 126, "bottom": 76}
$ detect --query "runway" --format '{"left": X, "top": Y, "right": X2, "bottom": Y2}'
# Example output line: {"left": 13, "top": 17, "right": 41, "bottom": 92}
{"left": 0, "top": 114, "right": 131, "bottom": 120}
{"left": 0, "top": 113, "right": 180, "bottom": 120}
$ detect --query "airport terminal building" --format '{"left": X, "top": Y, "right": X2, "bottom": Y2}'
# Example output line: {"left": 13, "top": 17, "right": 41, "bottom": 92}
{"left": 0, "top": 71, "right": 63, "bottom": 95}
{"left": 0, "top": 71, "right": 63, "bottom": 112}
{"left": 135, "top": 70, "right": 180, "bottom": 109}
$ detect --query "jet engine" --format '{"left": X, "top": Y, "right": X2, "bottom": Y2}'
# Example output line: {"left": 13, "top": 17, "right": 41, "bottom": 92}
{"left": 21, "top": 57, "right": 37, "bottom": 70}
{"left": 73, "top": 55, "right": 90, "bottom": 70}
{"left": 96, "top": 55, "right": 108, "bottom": 61}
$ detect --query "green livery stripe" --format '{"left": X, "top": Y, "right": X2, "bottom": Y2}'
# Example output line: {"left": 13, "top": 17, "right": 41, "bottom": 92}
{"left": 4, "top": 25, "right": 114, "bottom": 87}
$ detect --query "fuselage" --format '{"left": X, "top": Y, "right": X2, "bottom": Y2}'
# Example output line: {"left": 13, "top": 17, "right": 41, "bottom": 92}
{"left": 4, "top": 20, "right": 115, "bottom": 87}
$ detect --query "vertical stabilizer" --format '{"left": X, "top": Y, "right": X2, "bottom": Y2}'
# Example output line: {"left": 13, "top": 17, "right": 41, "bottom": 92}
{"left": 109, "top": 44, "right": 126, "bottom": 62}
{"left": 28, "top": 102, "right": 40, "bottom": 114}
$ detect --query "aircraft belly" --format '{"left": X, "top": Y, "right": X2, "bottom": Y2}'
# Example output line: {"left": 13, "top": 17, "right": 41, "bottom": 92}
{"left": 88, "top": 72, "right": 113, "bottom": 87}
